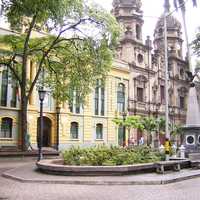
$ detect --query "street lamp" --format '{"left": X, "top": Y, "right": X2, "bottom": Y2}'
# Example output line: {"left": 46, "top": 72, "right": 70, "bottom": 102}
{"left": 38, "top": 87, "right": 46, "bottom": 161}
{"left": 164, "top": 2, "right": 170, "bottom": 142}
{"left": 56, "top": 105, "right": 61, "bottom": 151}
{"left": 122, "top": 111, "right": 127, "bottom": 147}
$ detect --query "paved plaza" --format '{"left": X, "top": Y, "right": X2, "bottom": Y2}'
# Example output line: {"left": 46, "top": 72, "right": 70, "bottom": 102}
{"left": 1, "top": 160, "right": 200, "bottom": 200}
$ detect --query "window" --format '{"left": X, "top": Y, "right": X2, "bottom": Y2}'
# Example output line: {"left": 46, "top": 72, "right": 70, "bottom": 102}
{"left": 75, "top": 95, "right": 80, "bottom": 114}
{"left": 0, "top": 118, "right": 13, "bottom": 138}
{"left": 11, "top": 81, "right": 17, "bottom": 108}
{"left": 69, "top": 91, "right": 81, "bottom": 114}
{"left": 180, "top": 68, "right": 184, "bottom": 79}
{"left": 180, "top": 96, "right": 185, "bottom": 109}
{"left": 158, "top": 28, "right": 163, "bottom": 36}
{"left": 117, "top": 83, "right": 125, "bottom": 112}
{"left": 198, "top": 135, "right": 200, "bottom": 144}
{"left": 94, "top": 80, "right": 105, "bottom": 116}
{"left": 186, "top": 135, "right": 195, "bottom": 145}
{"left": 101, "top": 87, "right": 105, "bottom": 116}
{"left": 137, "top": 87, "right": 144, "bottom": 102}
{"left": 95, "top": 81, "right": 99, "bottom": 115}
{"left": 160, "top": 86, "right": 165, "bottom": 104}
{"left": 96, "top": 123, "right": 103, "bottom": 140}
{"left": 137, "top": 54, "right": 143, "bottom": 64}
{"left": 136, "top": 24, "right": 141, "bottom": 40}
{"left": 70, "top": 122, "right": 79, "bottom": 139}
{"left": 1, "top": 70, "right": 8, "bottom": 106}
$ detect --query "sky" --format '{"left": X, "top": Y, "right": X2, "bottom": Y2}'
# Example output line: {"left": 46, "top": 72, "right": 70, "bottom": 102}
{"left": 95, "top": 0, "right": 200, "bottom": 57}
{"left": 0, "top": 0, "right": 199, "bottom": 59}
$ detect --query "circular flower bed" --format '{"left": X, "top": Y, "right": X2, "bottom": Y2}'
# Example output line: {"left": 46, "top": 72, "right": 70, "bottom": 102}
{"left": 62, "top": 145, "right": 164, "bottom": 166}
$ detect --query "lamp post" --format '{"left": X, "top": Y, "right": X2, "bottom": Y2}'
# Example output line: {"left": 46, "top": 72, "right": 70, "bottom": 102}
{"left": 37, "top": 87, "right": 46, "bottom": 161}
{"left": 154, "top": 103, "right": 161, "bottom": 148}
{"left": 56, "top": 105, "right": 61, "bottom": 151}
{"left": 164, "top": 2, "right": 170, "bottom": 142}
{"left": 122, "top": 112, "right": 127, "bottom": 147}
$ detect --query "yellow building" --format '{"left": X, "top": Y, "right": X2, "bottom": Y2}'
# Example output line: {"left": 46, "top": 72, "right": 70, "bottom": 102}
{"left": 0, "top": 27, "right": 130, "bottom": 150}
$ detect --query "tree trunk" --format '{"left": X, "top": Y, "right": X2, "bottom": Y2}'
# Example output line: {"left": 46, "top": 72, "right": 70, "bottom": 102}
{"left": 20, "top": 93, "right": 28, "bottom": 151}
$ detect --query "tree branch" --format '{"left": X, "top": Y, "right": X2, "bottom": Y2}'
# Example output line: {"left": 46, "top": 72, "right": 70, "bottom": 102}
{"left": 27, "top": 18, "right": 92, "bottom": 100}
{"left": 0, "top": 54, "right": 22, "bottom": 86}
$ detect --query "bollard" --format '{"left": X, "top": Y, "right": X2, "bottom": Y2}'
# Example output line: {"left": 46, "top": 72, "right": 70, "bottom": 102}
{"left": 172, "top": 144, "right": 177, "bottom": 158}
{"left": 159, "top": 144, "right": 165, "bottom": 153}
{"left": 179, "top": 145, "right": 185, "bottom": 159}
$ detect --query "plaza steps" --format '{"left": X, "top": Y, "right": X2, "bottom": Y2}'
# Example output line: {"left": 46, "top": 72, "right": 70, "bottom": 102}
{"left": 0, "top": 147, "right": 59, "bottom": 159}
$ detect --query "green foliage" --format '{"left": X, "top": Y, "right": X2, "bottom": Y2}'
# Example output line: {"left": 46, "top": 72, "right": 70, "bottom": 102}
{"left": 113, "top": 115, "right": 144, "bottom": 130}
{"left": 193, "top": 28, "right": 200, "bottom": 57}
{"left": 141, "top": 117, "right": 157, "bottom": 134}
{"left": 157, "top": 117, "right": 166, "bottom": 132}
{"left": 0, "top": 0, "right": 120, "bottom": 104}
{"left": 0, "top": 0, "right": 120, "bottom": 150}
{"left": 2, "top": 0, "right": 84, "bottom": 31}
{"left": 170, "top": 124, "right": 183, "bottom": 137}
{"left": 62, "top": 145, "right": 163, "bottom": 166}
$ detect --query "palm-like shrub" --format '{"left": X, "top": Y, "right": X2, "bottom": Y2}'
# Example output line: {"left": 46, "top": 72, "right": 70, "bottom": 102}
{"left": 62, "top": 145, "right": 164, "bottom": 166}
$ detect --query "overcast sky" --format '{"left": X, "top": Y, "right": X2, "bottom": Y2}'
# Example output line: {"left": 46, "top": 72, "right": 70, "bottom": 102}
{"left": 95, "top": 0, "right": 199, "bottom": 50}
{"left": 0, "top": 0, "right": 199, "bottom": 59}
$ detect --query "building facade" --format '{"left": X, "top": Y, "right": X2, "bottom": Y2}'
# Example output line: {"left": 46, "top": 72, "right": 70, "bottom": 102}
{"left": 112, "top": 0, "right": 189, "bottom": 144}
{"left": 0, "top": 0, "right": 189, "bottom": 150}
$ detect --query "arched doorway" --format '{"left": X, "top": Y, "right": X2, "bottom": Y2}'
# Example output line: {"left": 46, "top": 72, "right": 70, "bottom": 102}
{"left": 37, "top": 117, "right": 52, "bottom": 147}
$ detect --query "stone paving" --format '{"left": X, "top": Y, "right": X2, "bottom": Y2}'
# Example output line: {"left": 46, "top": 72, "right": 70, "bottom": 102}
{"left": 1, "top": 160, "right": 200, "bottom": 200}
{"left": 3, "top": 162, "right": 200, "bottom": 185}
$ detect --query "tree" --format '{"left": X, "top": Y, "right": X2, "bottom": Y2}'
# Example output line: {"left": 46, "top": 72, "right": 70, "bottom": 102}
{"left": 157, "top": 117, "right": 166, "bottom": 133}
{"left": 0, "top": 0, "right": 120, "bottom": 151}
{"left": 113, "top": 115, "right": 144, "bottom": 131}
{"left": 141, "top": 117, "right": 157, "bottom": 146}
{"left": 170, "top": 124, "right": 183, "bottom": 137}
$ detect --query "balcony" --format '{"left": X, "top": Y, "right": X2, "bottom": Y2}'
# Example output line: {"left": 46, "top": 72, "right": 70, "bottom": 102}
{"left": 128, "top": 98, "right": 186, "bottom": 117}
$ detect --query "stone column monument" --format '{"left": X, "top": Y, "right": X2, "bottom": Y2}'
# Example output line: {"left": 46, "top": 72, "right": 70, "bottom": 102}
{"left": 182, "top": 85, "right": 200, "bottom": 153}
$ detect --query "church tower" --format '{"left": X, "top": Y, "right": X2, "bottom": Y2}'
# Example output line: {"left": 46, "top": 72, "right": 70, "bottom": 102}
{"left": 153, "top": 1, "right": 183, "bottom": 59}
{"left": 152, "top": 0, "right": 189, "bottom": 127}
{"left": 112, "top": 0, "right": 146, "bottom": 64}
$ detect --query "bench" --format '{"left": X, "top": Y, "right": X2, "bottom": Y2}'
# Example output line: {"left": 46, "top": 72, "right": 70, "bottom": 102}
{"left": 188, "top": 153, "right": 200, "bottom": 169}
{"left": 190, "top": 160, "right": 200, "bottom": 169}
{"left": 155, "top": 161, "right": 183, "bottom": 174}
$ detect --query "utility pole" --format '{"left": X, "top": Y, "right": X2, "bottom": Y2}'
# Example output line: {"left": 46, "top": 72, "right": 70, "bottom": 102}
{"left": 164, "top": 0, "right": 170, "bottom": 141}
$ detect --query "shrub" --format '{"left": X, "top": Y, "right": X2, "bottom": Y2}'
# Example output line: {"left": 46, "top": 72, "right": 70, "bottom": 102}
{"left": 62, "top": 145, "right": 164, "bottom": 166}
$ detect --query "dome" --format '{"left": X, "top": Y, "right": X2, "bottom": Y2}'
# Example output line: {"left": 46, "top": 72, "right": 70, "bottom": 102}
{"left": 112, "top": 0, "right": 142, "bottom": 9}
{"left": 155, "top": 14, "right": 181, "bottom": 31}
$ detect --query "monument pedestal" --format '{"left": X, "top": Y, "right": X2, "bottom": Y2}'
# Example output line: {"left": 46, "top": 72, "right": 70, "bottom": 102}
{"left": 182, "top": 126, "right": 200, "bottom": 154}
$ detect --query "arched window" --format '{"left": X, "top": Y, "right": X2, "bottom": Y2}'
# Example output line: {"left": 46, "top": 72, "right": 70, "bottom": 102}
{"left": 11, "top": 81, "right": 17, "bottom": 107}
{"left": 136, "top": 24, "right": 141, "bottom": 40}
{"left": 180, "top": 96, "right": 185, "bottom": 109}
{"left": 1, "top": 117, "right": 13, "bottom": 138}
{"left": 117, "top": 83, "right": 125, "bottom": 112}
{"left": 69, "top": 91, "right": 81, "bottom": 114}
{"left": 1, "top": 69, "right": 8, "bottom": 106}
{"left": 94, "top": 80, "right": 105, "bottom": 116}
{"left": 70, "top": 122, "right": 79, "bottom": 139}
{"left": 158, "top": 28, "right": 163, "bottom": 36}
{"left": 96, "top": 123, "right": 103, "bottom": 140}
{"left": 178, "top": 87, "right": 188, "bottom": 109}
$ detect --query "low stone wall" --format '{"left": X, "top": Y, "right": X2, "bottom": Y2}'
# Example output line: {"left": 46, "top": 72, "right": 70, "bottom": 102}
{"left": 36, "top": 159, "right": 190, "bottom": 176}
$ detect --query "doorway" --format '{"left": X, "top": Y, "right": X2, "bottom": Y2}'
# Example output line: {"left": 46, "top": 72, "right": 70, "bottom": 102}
{"left": 37, "top": 116, "right": 52, "bottom": 147}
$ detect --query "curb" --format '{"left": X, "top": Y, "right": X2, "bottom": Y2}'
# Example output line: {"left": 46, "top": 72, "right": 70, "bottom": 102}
{"left": 3, "top": 169, "right": 200, "bottom": 185}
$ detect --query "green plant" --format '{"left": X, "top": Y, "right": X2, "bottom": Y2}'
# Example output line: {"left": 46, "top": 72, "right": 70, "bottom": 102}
{"left": 62, "top": 145, "right": 163, "bottom": 166}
